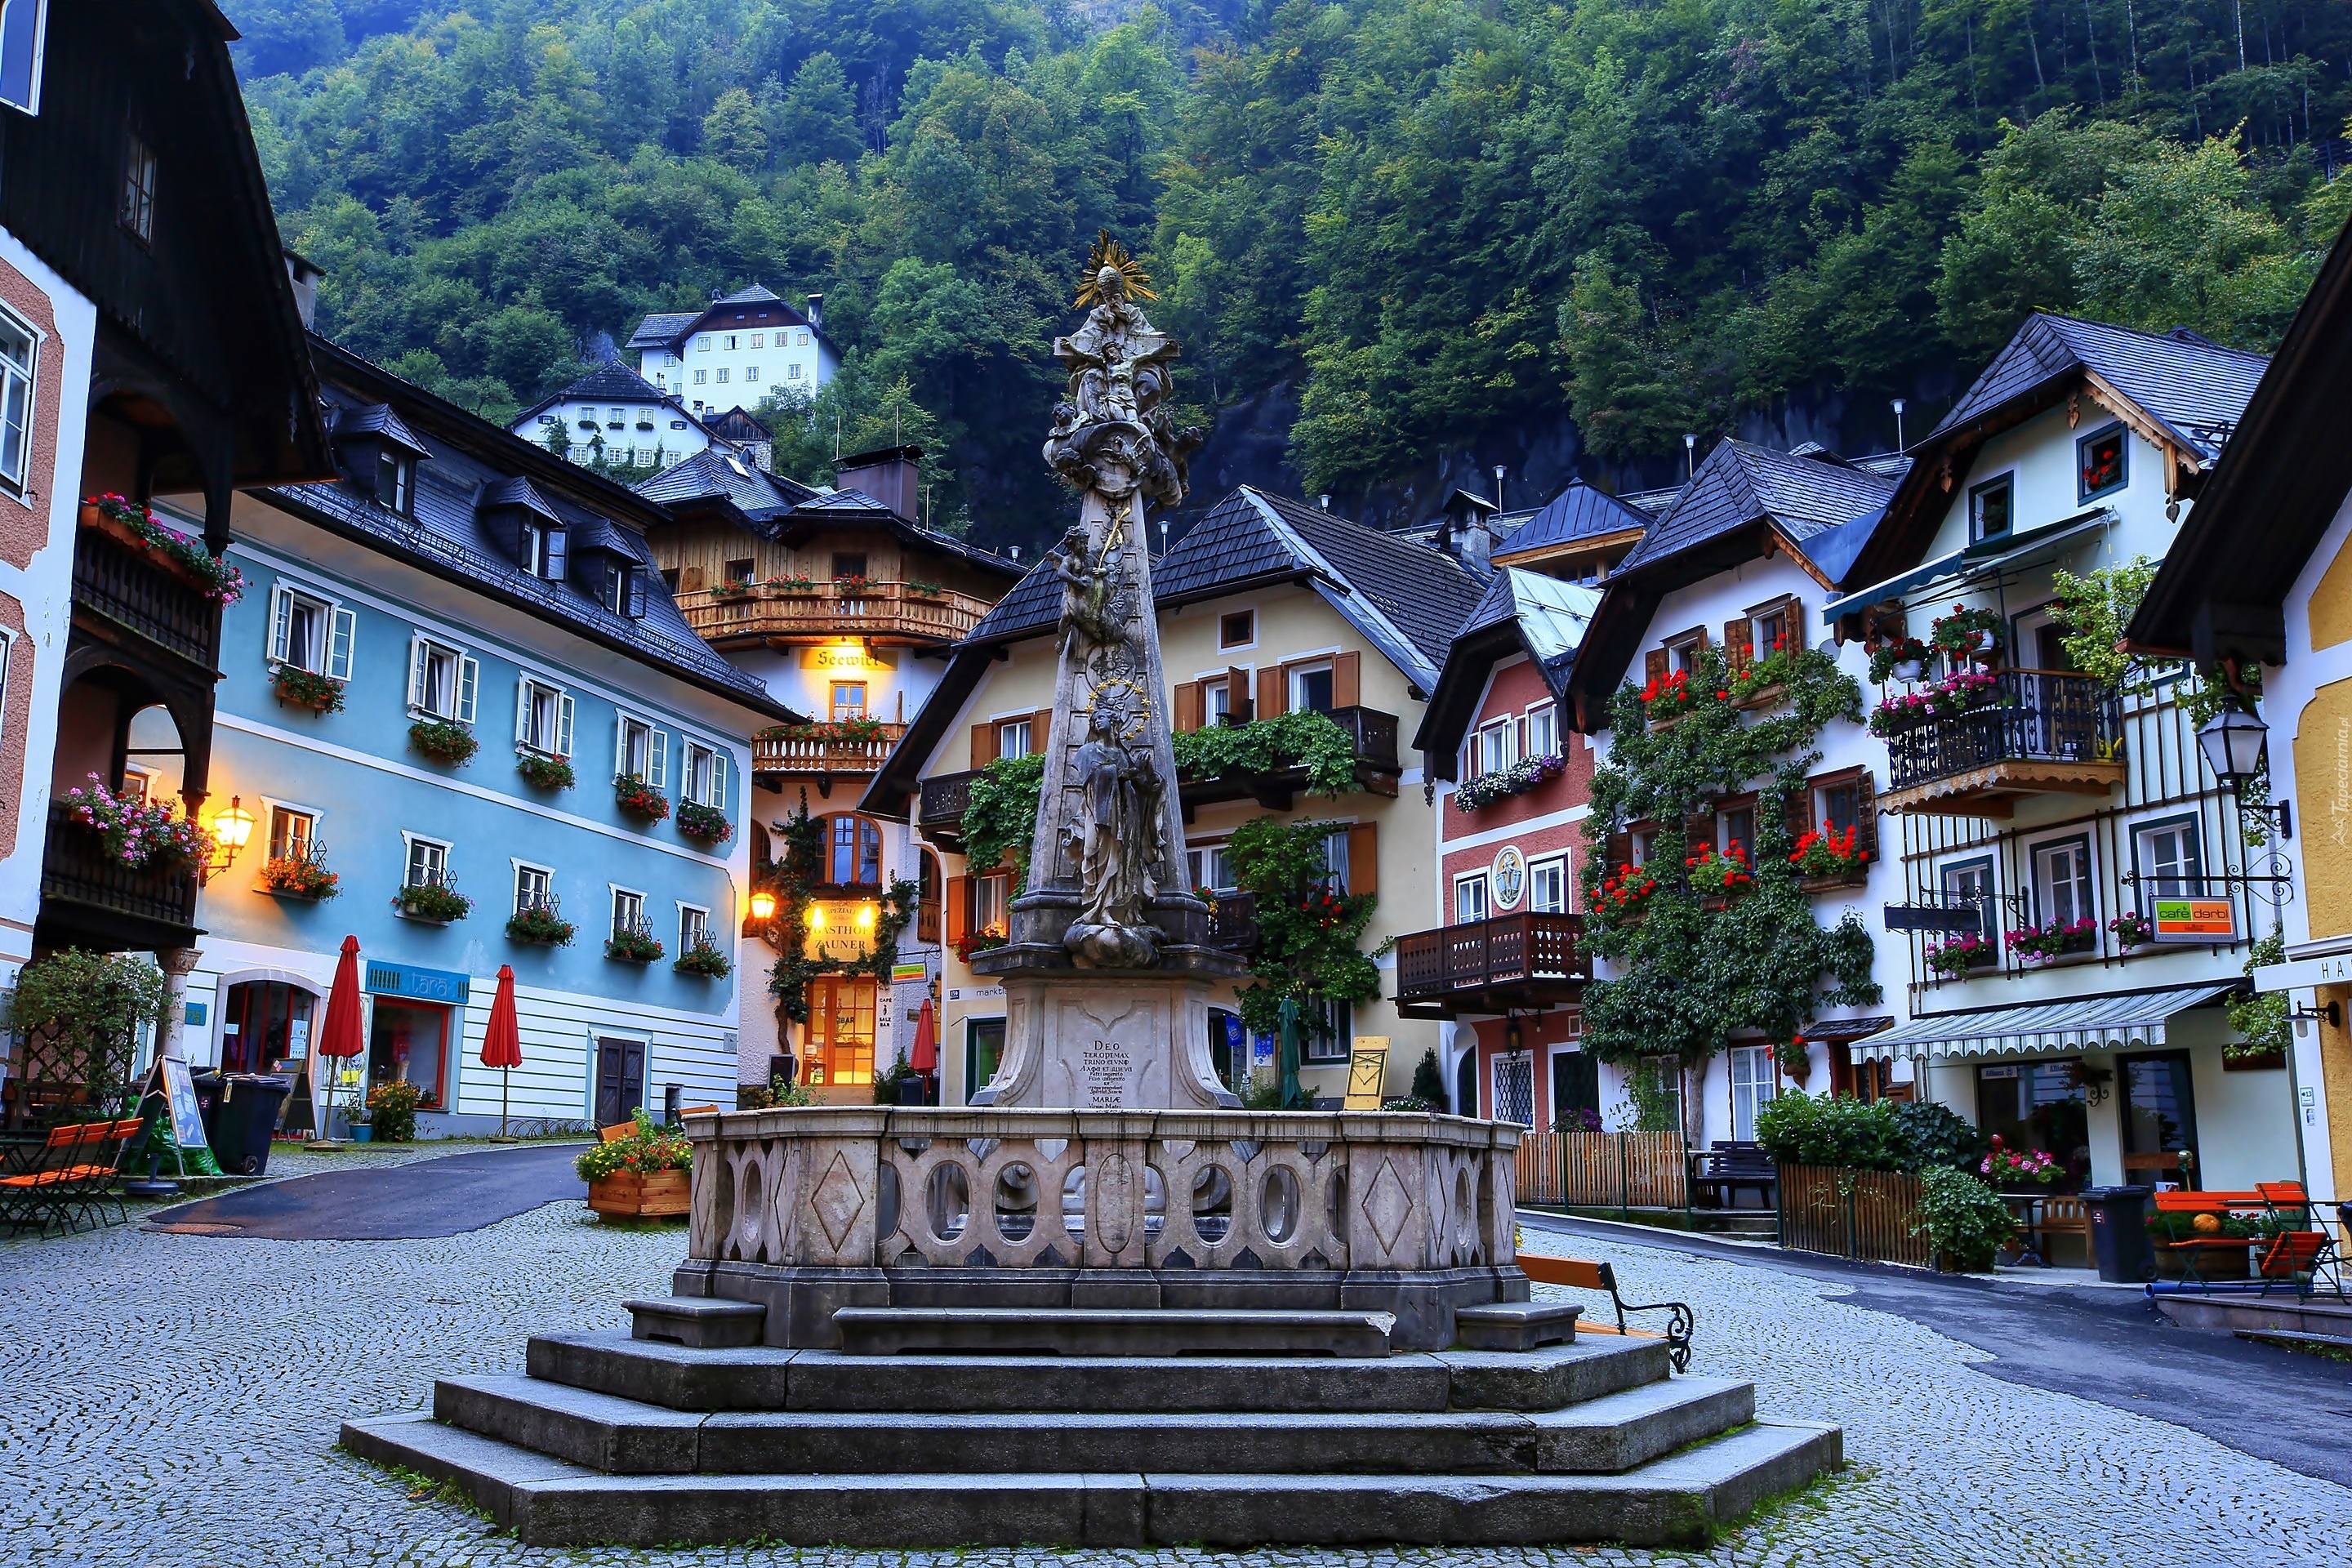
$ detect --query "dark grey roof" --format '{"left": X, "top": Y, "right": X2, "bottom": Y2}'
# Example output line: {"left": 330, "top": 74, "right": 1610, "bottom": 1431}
{"left": 1616, "top": 440, "right": 1899, "bottom": 575}
{"left": 1799, "top": 506, "right": 1890, "bottom": 590}
{"left": 552, "top": 360, "right": 669, "bottom": 404}
{"left": 333, "top": 403, "right": 430, "bottom": 456}
{"left": 718, "top": 284, "right": 784, "bottom": 305}
{"left": 1494, "top": 482, "right": 1654, "bottom": 559}
{"left": 269, "top": 350, "right": 790, "bottom": 721}
{"left": 634, "top": 447, "right": 813, "bottom": 519}
{"left": 1619, "top": 484, "right": 1684, "bottom": 517}
{"left": 626, "top": 310, "right": 702, "bottom": 350}
{"left": 964, "top": 487, "right": 1482, "bottom": 691}
{"left": 1927, "top": 313, "right": 2270, "bottom": 462}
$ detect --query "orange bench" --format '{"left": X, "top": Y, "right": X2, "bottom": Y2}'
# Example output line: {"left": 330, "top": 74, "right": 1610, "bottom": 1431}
{"left": 1517, "top": 1252, "right": 1694, "bottom": 1371}
{"left": 0, "top": 1118, "right": 143, "bottom": 1236}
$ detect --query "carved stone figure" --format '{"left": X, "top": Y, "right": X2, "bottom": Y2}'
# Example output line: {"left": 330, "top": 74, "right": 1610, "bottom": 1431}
{"left": 1065, "top": 697, "right": 1165, "bottom": 968}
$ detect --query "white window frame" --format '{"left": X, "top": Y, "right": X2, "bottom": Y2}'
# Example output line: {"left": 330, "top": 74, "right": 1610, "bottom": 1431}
{"left": 0, "top": 299, "right": 39, "bottom": 496}
{"left": 997, "top": 718, "right": 1033, "bottom": 760}
{"left": 716, "top": 368, "right": 730, "bottom": 384}
{"left": 1476, "top": 717, "right": 1514, "bottom": 775}
{"left": 2134, "top": 817, "right": 2203, "bottom": 902}
{"left": 1205, "top": 679, "right": 1232, "bottom": 723}
{"left": 1185, "top": 844, "right": 1235, "bottom": 893}
{"left": 1454, "top": 872, "right": 1490, "bottom": 924}
{"left": 401, "top": 831, "right": 452, "bottom": 889}
{"left": 1528, "top": 855, "right": 1568, "bottom": 915}
{"left": 1290, "top": 660, "right": 1336, "bottom": 713}
{"left": 1525, "top": 702, "right": 1558, "bottom": 760}
{"left": 2030, "top": 834, "right": 2096, "bottom": 930}
{"left": 610, "top": 885, "right": 647, "bottom": 940}
{"left": 678, "top": 902, "right": 712, "bottom": 954}
{"left": 1728, "top": 1044, "right": 1778, "bottom": 1142}
{"left": 617, "top": 712, "right": 667, "bottom": 784}
{"left": 268, "top": 581, "right": 354, "bottom": 679}
{"left": 513, "top": 860, "right": 555, "bottom": 915}
{"left": 262, "top": 800, "right": 319, "bottom": 862}
{"left": 681, "top": 737, "right": 728, "bottom": 808}
{"left": 693, "top": 368, "right": 707, "bottom": 385}
{"left": 974, "top": 872, "right": 1010, "bottom": 937}
{"left": 515, "top": 675, "right": 574, "bottom": 759}
{"left": 408, "top": 633, "right": 479, "bottom": 723}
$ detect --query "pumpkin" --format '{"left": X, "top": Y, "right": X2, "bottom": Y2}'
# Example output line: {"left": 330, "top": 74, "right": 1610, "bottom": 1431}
{"left": 2191, "top": 1212, "right": 2222, "bottom": 1234}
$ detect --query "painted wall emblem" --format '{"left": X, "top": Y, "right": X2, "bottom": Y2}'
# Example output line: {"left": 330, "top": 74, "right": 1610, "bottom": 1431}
{"left": 1491, "top": 845, "right": 1526, "bottom": 911}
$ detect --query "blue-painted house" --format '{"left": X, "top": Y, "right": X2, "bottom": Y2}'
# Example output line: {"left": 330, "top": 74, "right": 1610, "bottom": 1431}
{"left": 162, "top": 336, "right": 795, "bottom": 1136}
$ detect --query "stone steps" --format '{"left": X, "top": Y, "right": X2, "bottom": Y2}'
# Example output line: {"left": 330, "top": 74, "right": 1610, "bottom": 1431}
{"left": 525, "top": 1330, "right": 1673, "bottom": 1414}
{"left": 432, "top": 1370, "right": 1755, "bottom": 1477}
{"left": 342, "top": 1409, "right": 1840, "bottom": 1548}
{"left": 831, "top": 1304, "right": 1399, "bottom": 1357}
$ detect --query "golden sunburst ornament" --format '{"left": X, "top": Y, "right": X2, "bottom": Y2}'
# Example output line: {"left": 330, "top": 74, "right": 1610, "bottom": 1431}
{"left": 1075, "top": 229, "right": 1157, "bottom": 305}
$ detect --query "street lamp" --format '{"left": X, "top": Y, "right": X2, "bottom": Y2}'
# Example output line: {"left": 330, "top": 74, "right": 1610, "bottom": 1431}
{"left": 202, "top": 796, "right": 254, "bottom": 883}
{"left": 2196, "top": 697, "right": 2269, "bottom": 793}
{"left": 749, "top": 889, "right": 777, "bottom": 922}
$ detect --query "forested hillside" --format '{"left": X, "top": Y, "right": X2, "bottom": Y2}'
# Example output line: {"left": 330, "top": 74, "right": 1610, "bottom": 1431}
{"left": 234, "top": 0, "right": 2352, "bottom": 547}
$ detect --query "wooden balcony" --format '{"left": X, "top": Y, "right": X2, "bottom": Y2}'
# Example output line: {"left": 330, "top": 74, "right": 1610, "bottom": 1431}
{"left": 753, "top": 723, "right": 907, "bottom": 790}
{"left": 1178, "top": 705, "right": 1403, "bottom": 818}
{"left": 38, "top": 804, "right": 199, "bottom": 950}
{"left": 679, "top": 580, "right": 991, "bottom": 648}
{"left": 74, "top": 514, "right": 220, "bottom": 673}
{"left": 1208, "top": 891, "right": 1260, "bottom": 957}
{"left": 918, "top": 768, "right": 978, "bottom": 852}
{"left": 1394, "top": 911, "right": 1588, "bottom": 1019}
{"left": 1878, "top": 670, "right": 2124, "bottom": 817}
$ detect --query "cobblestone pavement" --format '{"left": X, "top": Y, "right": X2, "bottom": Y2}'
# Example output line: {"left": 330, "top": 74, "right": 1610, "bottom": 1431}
{"left": 2, "top": 1172, "right": 2345, "bottom": 1567}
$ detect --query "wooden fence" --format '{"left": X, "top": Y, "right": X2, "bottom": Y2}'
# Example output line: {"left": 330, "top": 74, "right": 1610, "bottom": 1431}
{"left": 1517, "top": 1131, "right": 1687, "bottom": 1210}
{"left": 1776, "top": 1164, "right": 1932, "bottom": 1267}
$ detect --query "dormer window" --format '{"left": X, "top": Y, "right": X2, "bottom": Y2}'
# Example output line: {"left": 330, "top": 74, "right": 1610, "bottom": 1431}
{"left": 519, "top": 520, "right": 566, "bottom": 580}
{"left": 600, "top": 559, "right": 643, "bottom": 617}
{"left": 120, "top": 132, "right": 156, "bottom": 245}
{"left": 2078, "top": 424, "right": 2127, "bottom": 501}
{"left": 376, "top": 449, "right": 413, "bottom": 516}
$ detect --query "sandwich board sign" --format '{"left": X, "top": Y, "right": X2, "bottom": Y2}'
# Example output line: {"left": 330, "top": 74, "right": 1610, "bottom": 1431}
{"left": 1343, "top": 1036, "right": 1391, "bottom": 1111}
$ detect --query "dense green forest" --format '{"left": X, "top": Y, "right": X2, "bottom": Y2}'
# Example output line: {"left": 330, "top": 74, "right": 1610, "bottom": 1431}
{"left": 234, "top": 0, "right": 2352, "bottom": 546}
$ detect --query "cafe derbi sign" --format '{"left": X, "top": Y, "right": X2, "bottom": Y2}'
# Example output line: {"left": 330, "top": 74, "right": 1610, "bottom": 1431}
{"left": 2152, "top": 897, "right": 2235, "bottom": 942}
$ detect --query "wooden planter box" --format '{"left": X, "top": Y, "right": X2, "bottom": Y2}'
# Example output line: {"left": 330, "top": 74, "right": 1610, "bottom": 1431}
{"left": 588, "top": 1169, "right": 690, "bottom": 1219}
{"left": 2154, "top": 1241, "right": 2251, "bottom": 1280}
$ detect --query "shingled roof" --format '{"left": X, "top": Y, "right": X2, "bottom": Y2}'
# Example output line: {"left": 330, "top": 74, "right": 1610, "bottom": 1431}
{"left": 1494, "top": 482, "right": 1653, "bottom": 561}
{"left": 1615, "top": 440, "right": 1900, "bottom": 576}
{"left": 635, "top": 446, "right": 813, "bottom": 519}
{"left": 1930, "top": 313, "right": 2269, "bottom": 463}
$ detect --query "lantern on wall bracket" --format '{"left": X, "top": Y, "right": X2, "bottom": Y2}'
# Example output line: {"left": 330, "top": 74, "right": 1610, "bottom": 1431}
{"left": 201, "top": 796, "right": 254, "bottom": 884}
{"left": 2196, "top": 694, "right": 2292, "bottom": 839}
{"left": 746, "top": 887, "right": 778, "bottom": 941}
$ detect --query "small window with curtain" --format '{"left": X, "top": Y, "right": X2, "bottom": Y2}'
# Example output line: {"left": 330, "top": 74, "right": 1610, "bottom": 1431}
{"left": 405, "top": 835, "right": 451, "bottom": 889}
{"left": 679, "top": 904, "right": 711, "bottom": 953}
{"left": 270, "top": 584, "right": 354, "bottom": 680}
{"left": 2032, "top": 835, "right": 2096, "bottom": 930}
{"left": 1526, "top": 702, "right": 1558, "bottom": 760}
{"left": 974, "top": 871, "right": 1010, "bottom": 937}
{"left": 1186, "top": 844, "right": 1234, "bottom": 893}
{"left": 514, "top": 863, "right": 554, "bottom": 916}
{"left": 612, "top": 887, "right": 646, "bottom": 941}
{"left": 518, "top": 677, "right": 572, "bottom": 757}
{"left": 1454, "top": 874, "right": 1490, "bottom": 924}
{"left": 997, "top": 718, "right": 1032, "bottom": 760}
{"left": 1528, "top": 856, "right": 1567, "bottom": 913}
{"left": 682, "top": 740, "right": 725, "bottom": 807}
{"left": 1476, "top": 719, "right": 1513, "bottom": 776}
{"left": 267, "top": 806, "right": 316, "bottom": 862}
{"left": 408, "top": 636, "right": 477, "bottom": 723}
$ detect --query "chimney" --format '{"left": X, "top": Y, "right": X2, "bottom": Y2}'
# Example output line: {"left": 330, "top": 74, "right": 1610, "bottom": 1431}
{"left": 804, "top": 292, "right": 823, "bottom": 331}
{"left": 832, "top": 444, "right": 922, "bottom": 523}
{"left": 1440, "top": 489, "right": 1499, "bottom": 574}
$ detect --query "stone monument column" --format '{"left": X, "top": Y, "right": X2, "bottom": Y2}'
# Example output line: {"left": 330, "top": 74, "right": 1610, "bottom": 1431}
{"left": 154, "top": 947, "right": 203, "bottom": 1063}
{"left": 970, "top": 234, "right": 1244, "bottom": 1110}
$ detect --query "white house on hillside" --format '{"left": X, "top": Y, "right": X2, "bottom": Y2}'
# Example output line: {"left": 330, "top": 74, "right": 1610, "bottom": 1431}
{"left": 626, "top": 284, "right": 840, "bottom": 412}
{"left": 510, "top": 361, "right": 725, "bottom": 471}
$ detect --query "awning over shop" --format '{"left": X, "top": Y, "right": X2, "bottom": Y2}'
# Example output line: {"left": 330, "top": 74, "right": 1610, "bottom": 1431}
{"left": 1851, "top": 983, "right": 2242, "bottom": 1062}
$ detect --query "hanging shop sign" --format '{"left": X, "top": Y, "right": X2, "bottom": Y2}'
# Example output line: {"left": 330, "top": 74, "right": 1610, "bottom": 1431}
{"left": 2152, "top": 898, "right": 2236, "bottom": 943}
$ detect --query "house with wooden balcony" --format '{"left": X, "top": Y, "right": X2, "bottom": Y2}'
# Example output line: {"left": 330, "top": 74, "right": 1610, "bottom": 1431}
{"left": 1825, "top": 312, "right": 2295, "bottom": 1201}
{"left": 865, "top": 485, "right": 1483, "bottom": 1107}
{"left": 633, "top": 441, "right": 1021, "bottom": 1097}
{"left": 0, "top": 2, "right": 332, "bottom": 1024}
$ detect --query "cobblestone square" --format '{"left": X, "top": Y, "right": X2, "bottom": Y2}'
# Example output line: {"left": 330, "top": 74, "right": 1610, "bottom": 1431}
{"left": 2, "top": 1159, "right": 2347, "bottom": 1568}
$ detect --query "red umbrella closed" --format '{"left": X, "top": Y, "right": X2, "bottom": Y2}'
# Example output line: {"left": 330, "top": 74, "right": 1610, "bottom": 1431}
{"left": 481, "top": 964, "right": 522, "bottom": 1140}
{"left": 314, "top": 935, "right": 365, "bottom": 1147}
{"left": 910, "top": 998, "right": 938, "bottom": 1103}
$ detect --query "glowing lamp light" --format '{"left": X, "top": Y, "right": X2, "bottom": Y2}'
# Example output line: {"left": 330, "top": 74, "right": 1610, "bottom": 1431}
{"left": 199, "top": 795, "right": 256, "bottom": 884}
{"left": 749, "top": 889, "right": 778, "bottom": 921}
{"left": 809, "top": 906, "right": 827, "bottom": 929}
{"left": 856, "top": 904, "right": 876, "bottom": 929}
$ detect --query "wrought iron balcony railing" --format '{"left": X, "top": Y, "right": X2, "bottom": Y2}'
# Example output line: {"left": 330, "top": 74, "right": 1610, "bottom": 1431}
{"left": 1878, "top": 670, "right": 2124, "bottom": 813}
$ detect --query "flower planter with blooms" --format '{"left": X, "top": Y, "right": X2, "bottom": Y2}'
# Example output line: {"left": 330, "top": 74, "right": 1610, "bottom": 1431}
{"left": 1774, "top": 1039, "right": 1811, "bottom": 1082}
{"left": 393, "top": 881, "right": 471, "bottom": 923}
{"left": 1728, "top": 641, "right": 1795, "bottom": 705}
{"left": 953, "top": 930, "right": 1009, "bottom": 964}
{"left": 1868, "top": 635, "right": 1932, "bottom": 684}
{"left": 408, "top": 718, "right": 478, "bottom": 765}
{"left": 1590, "top": 862, "right": 1660, "bottom": 922}
{"left": 759, "top": 717, "right": 889, "bottom": 746}
{"left": 675, "top": 800, "right": 734, "bottom": 844}
{"left": 907, "top": 579, "right": 944, "bottom": 598}
{"left": 80, "top": 495, "right": 246, "bottom": 604}
{"left": 1925, "top": 933, "right": 1996, "bottom": 976}
{"left": 772, "top": 575, "right": 817, "bottom": 592}
{"left": 2109, "top": 910, "right": 2157, "bottom": 949}
{"left": 577, "top": 1110, "right": 693, "bottom": 1219}
{"left": 271, "top": 665, "right": 345, "bottom": 714}
{"left": 674, "top": 941, "right": 733, "bottom": 978}
{"left": 713, "top": 578, "right": 757, "bottom": 601}
{"left": 834, "top": 573, "right": 874, "bottom": 594}
{"left": 1789, "top": 824, "right": 1869, "bottom": 880}
{"left": 366, "top": 1080, "right": 425, "bottom": 1143}
{"left": 1929, "top": 604, "right": 2005, "bottom": 662}
{"left": 1980, "top": 1135, "right": 2061, "bottom": 1189}
{"left": 516, "top": 752, "right": 575, "bottom": 791}
{"left": 1868, "top": 669, "right": 2004, "bottom": 737}
{"left": 1683, "top": 844, "right": 1753, "bottom": 896}
{"left": 2006, "top": 917, "right": 2097, "bottom": 964}
{"left": 506, "top": 906, "right": 576, "bottom": 947}
{"left": 613, "top": 773, "right": 670, "bottom": 822}
{"left": 605, "top": 928, "right": 665, "bottom": 964}
{"left": 65, "top": 775, "right": 210, "bottom": 871}
{"left": 1454, "top": 753, "right": 1566, "bottom": 812}
{"left": 259, "top": 849, "right": 339, "bottom": 901}
{"left": 1640, "top": 669, "right": 1698, "bottom": 720}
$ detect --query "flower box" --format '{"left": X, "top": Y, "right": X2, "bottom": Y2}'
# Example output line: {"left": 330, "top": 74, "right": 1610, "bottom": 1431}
{"left": 272, "top": 665, "right": 346, "bottom": 714}
{"left": 506, "top": 906, "right": 576, "bottom": 947}
{"left": 605, "top": 929, "right": 665, "bottom": 964}
{"left": 393, "top": 881, "right": 470, "bottom": 924}
{"left": 1453, "top": 753, "right": 1566, "bottom": 812}
{"left": 2006, "top": 919, "right": 2097, "bottom": 964}
{"left": 588, "top": 1169, "right": 690, "bottom": 1219}
{"left": 408, "top": 718, "right": 479, "bottom": 765}
{"left": 676, "top": 800, "right": 733, "bottom": 844}
{"left": 517, "top": 753, "right": 576, "bottom": 791}
{"left": 63, "top": 773, "right": 209, "bottom": 872}
{"left": 79, "top": 496, "right": 247, "bottom": 604}
{"left": 674, "top": 941, "right": 732, "bottom": 978}
{"left": 1731, "top": 682, "right": 1786, "bottom": 712}
{"left": 614, "top": 774, "right": 671, "bottom": 822}
{"left": 259, "top": 852, "right": 339, "bottom": 901}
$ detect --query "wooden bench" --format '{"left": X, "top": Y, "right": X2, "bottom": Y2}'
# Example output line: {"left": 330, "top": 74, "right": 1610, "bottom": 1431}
{"left": 2015, "top": 1195, "right": 2088, "bottom": 1266}
{"left": 1516, "top": 1252, "right": 1694, "bottom": 1372}
{"left": 1692, "top": 1141, "right": 1777, "bottom": 1210}
{"left": 0, "top": 1118, "right": 142, "bottom": 1236}
{"left": 599, "top": 1122, "right": 638, "bottom": 1144}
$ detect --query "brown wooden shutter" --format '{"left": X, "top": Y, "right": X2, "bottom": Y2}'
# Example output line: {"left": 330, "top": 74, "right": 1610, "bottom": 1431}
{"left": 1784, "top": 779, "right": 1815, "bottom": 846}
{"left": 1604, "top": 831, "right": 1633, "bottom": 874}
{"left": 1855, "top": 771, "right": 1879, "bottom": 860}
{"left": 1346, "top": 822, "right": 1379, "bottom": 897}
{"left": 946, "top": 875, "right": 969, "bottom": 947}
{"left": 1332, "top": 651, "right": 1361, "bottom": 710}
{"left": 970, "top": 722, "right": 999, "bottom": 769}
{"left": 1783, "top": 596, "right": 1805, "bottom": 655}
{"left": 1173, "top": 681, "right": 1202, "bottom": 733}
{"left": 1723, "top": 617, "right": 1753, "bottom": 673}
{"left": 1031, "top": 708, "right": 1053, "bottom": 753}
{"left": 1227, "top": 666, "right": 1254, "bottom": 722}
{"left": 1644, "top": 647, "right": 1669, "bottom": 686}
{"left": 1258, "top": 664, "right": 1285, "bottom": 718}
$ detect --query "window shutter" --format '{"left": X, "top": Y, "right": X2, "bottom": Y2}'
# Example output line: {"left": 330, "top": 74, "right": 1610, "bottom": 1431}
{"left": 1782, "top": 597, "right": 1805, "bottom": 655}
{"left": 1227, "top": 666, "right": 1254, "bottom": 722}
{"left": 1257, "top": 664, "right": 1284, "bottom": 718}
{"left": 1723, "top": 617, "right": 1753, "bottom": 673}
{"left": 1784, "top": 781, "right": 1815, "bottom": 845}
{"left": 545, "top": 528, "right": 568, "bottom": 582}
{"left": 613, "top": 712, "right": 629, "bottom": 774}
{"left": 1346, "top": 822, "right": 1378, "bottom": 898}
{"left": 557, "top": 693, "right": 575, "bottom": 758}
{"left": 270, "top": 586, "right": 293, "bottom": 663}
{"left": 457, "top": 657, "right": 479, "bottom": 724}
{"left": 408, "top": 636, "right": 429, "bottom": 709}
{"left": 710, "top": 749, "right": 727, "bottom": 809}
{"left": 945, "top": 875, "right": 969, "bottom": 948}
{"left": 626, "top": 570, "right": 647, "bottom": 619}
{"left": 1644, "top": 647, "right": 1668, "bottom": 686}
{"left": 1333, "top": 651, "right": 1361, "bottom": 709}
{"left": 1030, "top": 708, "right": 1052, "bottom": 755}
{"left": 1173, "top": 681, "right": 1201, "bottom": 733}
{"left": 649, "top": 728, "right": 667, "bottom": 787}
{"left": 516, "top": 679, "right": 533, "bottom": 748}
{"left": 970, "top": 722, "right": 998, "bottom": 768}
{"left": 327, "top": 608, "right": 355, "bottom": 680}
{"left": 1854, "top": 771, "right": 1878, "bottom": 861}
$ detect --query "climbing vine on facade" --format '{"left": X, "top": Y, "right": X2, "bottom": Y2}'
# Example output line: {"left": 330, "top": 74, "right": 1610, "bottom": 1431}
{"left": 1224, "top": 817, "right": 1386, "bottom": 1049}
{"left": 1580, "top": 644, "right": 1879, "bottom": 1067}
{"left": 764, "top": 803, "right": 826, "bottom": 1027}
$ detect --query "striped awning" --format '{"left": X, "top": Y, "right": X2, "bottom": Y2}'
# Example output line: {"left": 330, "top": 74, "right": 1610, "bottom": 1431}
{"left": 1850, "top": 984, "right": 2242, "bottom": 1062}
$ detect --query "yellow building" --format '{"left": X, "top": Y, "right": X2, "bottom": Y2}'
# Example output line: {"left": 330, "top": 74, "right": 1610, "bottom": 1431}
{"left": 862, "top": 487, "right": 1486, "bottom": 1106}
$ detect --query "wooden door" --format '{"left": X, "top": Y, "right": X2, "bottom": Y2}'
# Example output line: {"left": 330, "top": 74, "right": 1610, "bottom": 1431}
{"left": 595, "top": 1037, "right": 646, "bottom": 1127}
